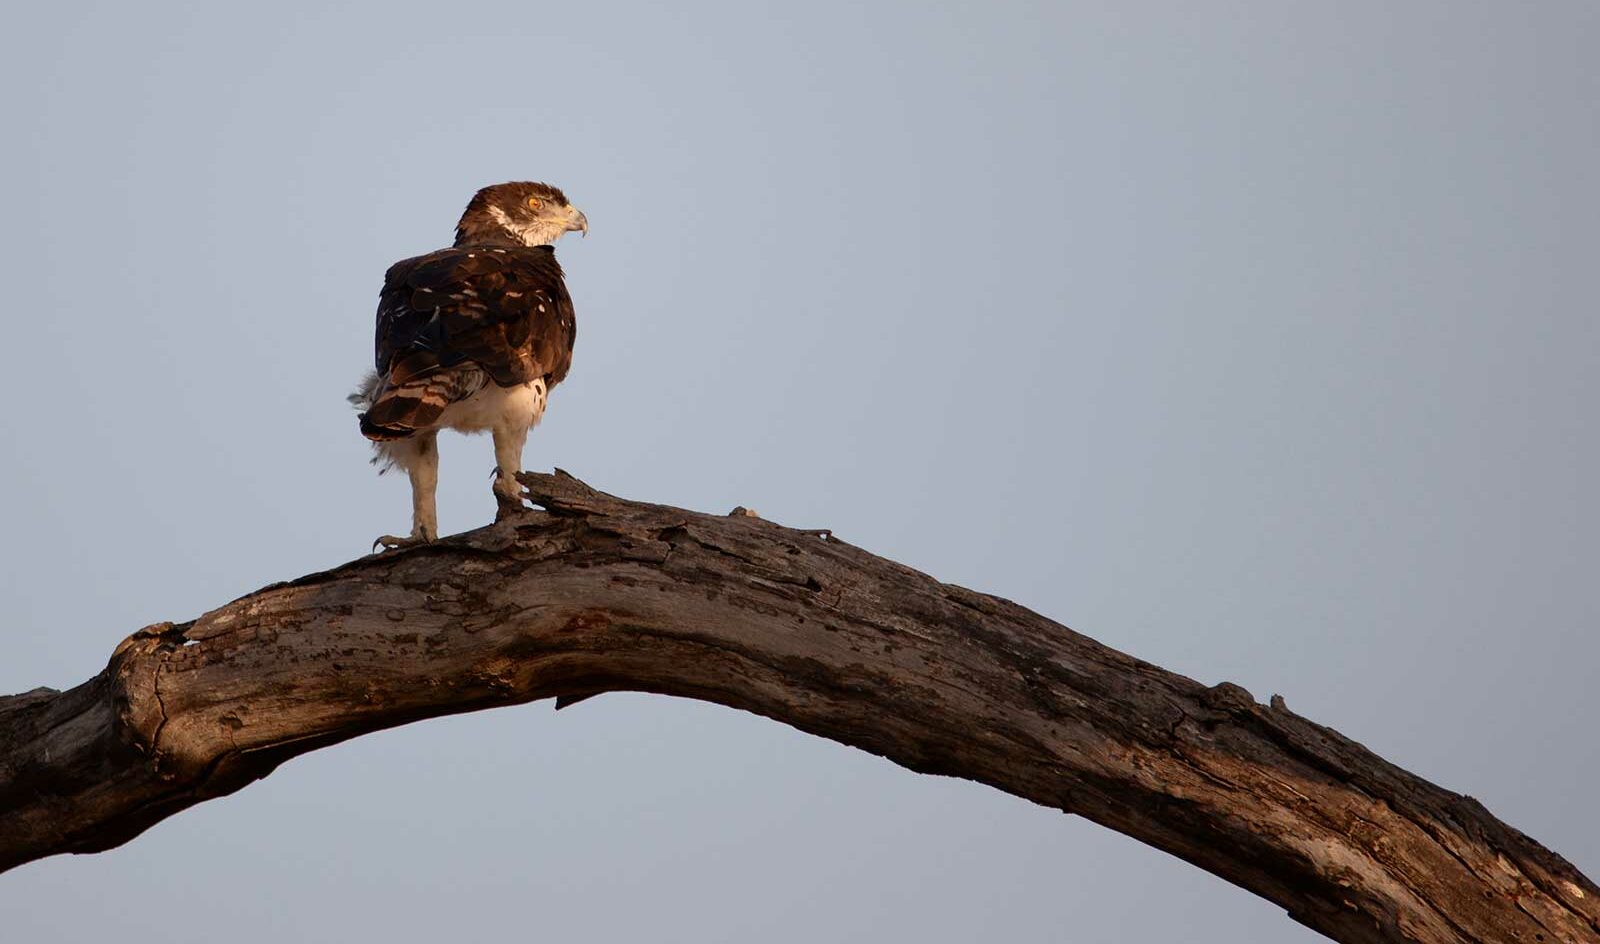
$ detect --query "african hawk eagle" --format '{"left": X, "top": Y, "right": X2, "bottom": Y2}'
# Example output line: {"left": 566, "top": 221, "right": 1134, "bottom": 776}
{"left": 353, "top": 181, "right": 587, "bottom": 549}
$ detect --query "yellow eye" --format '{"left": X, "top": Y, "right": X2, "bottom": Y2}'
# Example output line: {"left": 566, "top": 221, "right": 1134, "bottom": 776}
{"left": 526, "top": 196, "right": 543, "bottom": 209}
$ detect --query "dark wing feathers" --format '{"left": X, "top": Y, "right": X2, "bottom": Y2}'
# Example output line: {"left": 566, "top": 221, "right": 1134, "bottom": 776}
{"left": 361, "top": 246, "right": 576, "bottom": 439}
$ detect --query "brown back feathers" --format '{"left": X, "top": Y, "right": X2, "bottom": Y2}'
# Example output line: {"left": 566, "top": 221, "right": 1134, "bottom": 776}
{"left": 358, "top": 244, "right": 576, "bottom": 440}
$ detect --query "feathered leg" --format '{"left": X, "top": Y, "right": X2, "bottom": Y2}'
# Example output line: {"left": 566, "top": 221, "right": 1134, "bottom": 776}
{"left": 375, "top": 432, "right": 439, "bottom": 550}
{"left": 491, "top": 423, "right": 530, "bottom": 521}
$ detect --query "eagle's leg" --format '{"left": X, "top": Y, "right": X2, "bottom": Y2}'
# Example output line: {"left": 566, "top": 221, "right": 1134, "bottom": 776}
{"left": 491, "top": 423, "right": 530, "bottom": 521}
{"left": 374, "top": 432, "right": 439, "bottom": 550}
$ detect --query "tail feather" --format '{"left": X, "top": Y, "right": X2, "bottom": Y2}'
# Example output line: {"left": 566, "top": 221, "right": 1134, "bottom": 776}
{"left": 352, "top": 365, "right": 487, "bottom": 442}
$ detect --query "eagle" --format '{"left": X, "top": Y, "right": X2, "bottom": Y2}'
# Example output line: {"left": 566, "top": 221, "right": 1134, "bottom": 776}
{"left": 352, "top": 181, "right": 587, "bottom": 550}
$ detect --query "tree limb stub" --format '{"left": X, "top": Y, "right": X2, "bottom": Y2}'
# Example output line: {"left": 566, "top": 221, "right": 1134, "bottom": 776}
{"left": 1, "top": 471, "right": 1594, "bottom": 943}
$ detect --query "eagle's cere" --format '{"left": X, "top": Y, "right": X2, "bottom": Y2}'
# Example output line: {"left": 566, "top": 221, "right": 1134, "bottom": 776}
{"left": 352, "top": 181, "right": 585, "bottom": 550}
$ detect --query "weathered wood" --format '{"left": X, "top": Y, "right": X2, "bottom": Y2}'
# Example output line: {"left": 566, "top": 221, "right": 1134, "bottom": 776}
{"left": 1, "top": 471, "right": 1594, "bottom": 943}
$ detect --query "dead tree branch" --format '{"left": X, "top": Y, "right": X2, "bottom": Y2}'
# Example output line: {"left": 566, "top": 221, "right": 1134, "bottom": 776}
{"left": 1, "top": 471, "right": 1594, "bottom": 943}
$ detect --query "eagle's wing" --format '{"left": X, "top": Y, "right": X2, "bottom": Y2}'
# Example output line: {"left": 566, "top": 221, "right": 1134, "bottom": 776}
{"left": 360, "top": 246, "right": 576, "bottom": 439}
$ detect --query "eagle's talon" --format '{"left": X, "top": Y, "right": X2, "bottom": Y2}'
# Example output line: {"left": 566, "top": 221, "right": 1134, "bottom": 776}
{"left": 373, "top": 532, "right": 433, "bottom": 552}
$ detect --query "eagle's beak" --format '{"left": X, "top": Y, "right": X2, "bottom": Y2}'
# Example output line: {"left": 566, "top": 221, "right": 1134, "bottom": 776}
{"left": 567, "top": 207, "right": 589, "bottom": 238}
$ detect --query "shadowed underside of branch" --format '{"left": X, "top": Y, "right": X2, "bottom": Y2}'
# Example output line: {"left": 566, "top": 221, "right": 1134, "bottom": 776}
{"left": 1, "top": 471, "right": 1595, "bottom": 944}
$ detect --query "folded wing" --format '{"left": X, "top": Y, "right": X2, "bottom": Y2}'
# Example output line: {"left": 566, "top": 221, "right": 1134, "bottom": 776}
{"left": 360, "top": 246, "right": 576, "bottom": 439}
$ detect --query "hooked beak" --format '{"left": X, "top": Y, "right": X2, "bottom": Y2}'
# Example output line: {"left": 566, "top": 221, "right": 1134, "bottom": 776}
{"left": 566, "top": 207, "right": 589, "bottom": 238}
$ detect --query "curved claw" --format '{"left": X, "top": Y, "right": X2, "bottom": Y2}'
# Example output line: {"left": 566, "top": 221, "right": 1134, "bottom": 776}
{"left": 373, "top": 533, "right": 432, "bottom": 552}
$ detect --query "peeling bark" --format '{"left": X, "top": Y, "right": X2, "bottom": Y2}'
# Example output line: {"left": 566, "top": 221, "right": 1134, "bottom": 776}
{"left": 1, "top": 471, "right": 1595, "bottom": 944}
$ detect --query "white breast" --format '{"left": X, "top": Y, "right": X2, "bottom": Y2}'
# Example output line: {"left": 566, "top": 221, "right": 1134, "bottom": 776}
{"left": 436, "top": 379, "right": 548, "bottom": 434}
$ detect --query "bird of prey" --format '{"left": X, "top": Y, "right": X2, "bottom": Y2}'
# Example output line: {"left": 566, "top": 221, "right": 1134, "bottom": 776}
{"left": 352, "top": 181, "right": 587, "bottom": 549}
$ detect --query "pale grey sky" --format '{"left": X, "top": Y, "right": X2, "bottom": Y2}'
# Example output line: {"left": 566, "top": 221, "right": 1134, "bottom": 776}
{"left": 1, "top": 2, "right": 1595, "bottom": 941}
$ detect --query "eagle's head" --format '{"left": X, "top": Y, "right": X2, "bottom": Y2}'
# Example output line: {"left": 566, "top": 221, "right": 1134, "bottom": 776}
{"left": 454, "top": 181, "right": 589, "bottom": 248}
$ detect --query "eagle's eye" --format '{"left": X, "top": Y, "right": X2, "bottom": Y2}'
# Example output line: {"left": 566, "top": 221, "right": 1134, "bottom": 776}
{"left": 526, "top": 196, "right": 543, "bottom": 210}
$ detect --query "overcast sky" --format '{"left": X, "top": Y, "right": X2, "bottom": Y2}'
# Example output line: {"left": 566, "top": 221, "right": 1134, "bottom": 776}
{"left": 1, "top": 2, "right": 1595, "bottom": 941}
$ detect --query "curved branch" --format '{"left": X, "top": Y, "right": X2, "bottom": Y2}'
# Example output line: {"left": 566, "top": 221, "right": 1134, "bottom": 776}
{"left": 1, "top": 471, "right": 1595, "bottom": 944}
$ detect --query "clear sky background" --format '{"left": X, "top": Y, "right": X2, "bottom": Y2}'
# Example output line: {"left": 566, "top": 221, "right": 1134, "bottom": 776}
{"left": 1, "top": 2, "right": 1595, "bottom": 941}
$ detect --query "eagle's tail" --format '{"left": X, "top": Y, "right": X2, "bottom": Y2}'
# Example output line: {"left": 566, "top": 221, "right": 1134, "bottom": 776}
{"left": 349, "top": 369, "right": 440, "bottom": 475}
{"left": 351, "top": 365, "right": 487, "bottom": 443}
{"left": 348, "top": 370, "right": 405, "bottom": 441}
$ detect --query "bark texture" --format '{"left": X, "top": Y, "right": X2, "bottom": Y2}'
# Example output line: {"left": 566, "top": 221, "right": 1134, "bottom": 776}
{"left": 1, "top": 471, "right": 1595, "bottom": 943}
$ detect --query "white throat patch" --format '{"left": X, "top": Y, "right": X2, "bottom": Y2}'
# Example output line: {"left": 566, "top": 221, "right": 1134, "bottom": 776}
{"left": 487, "top": 205, "right": 564, "bottom": 247}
